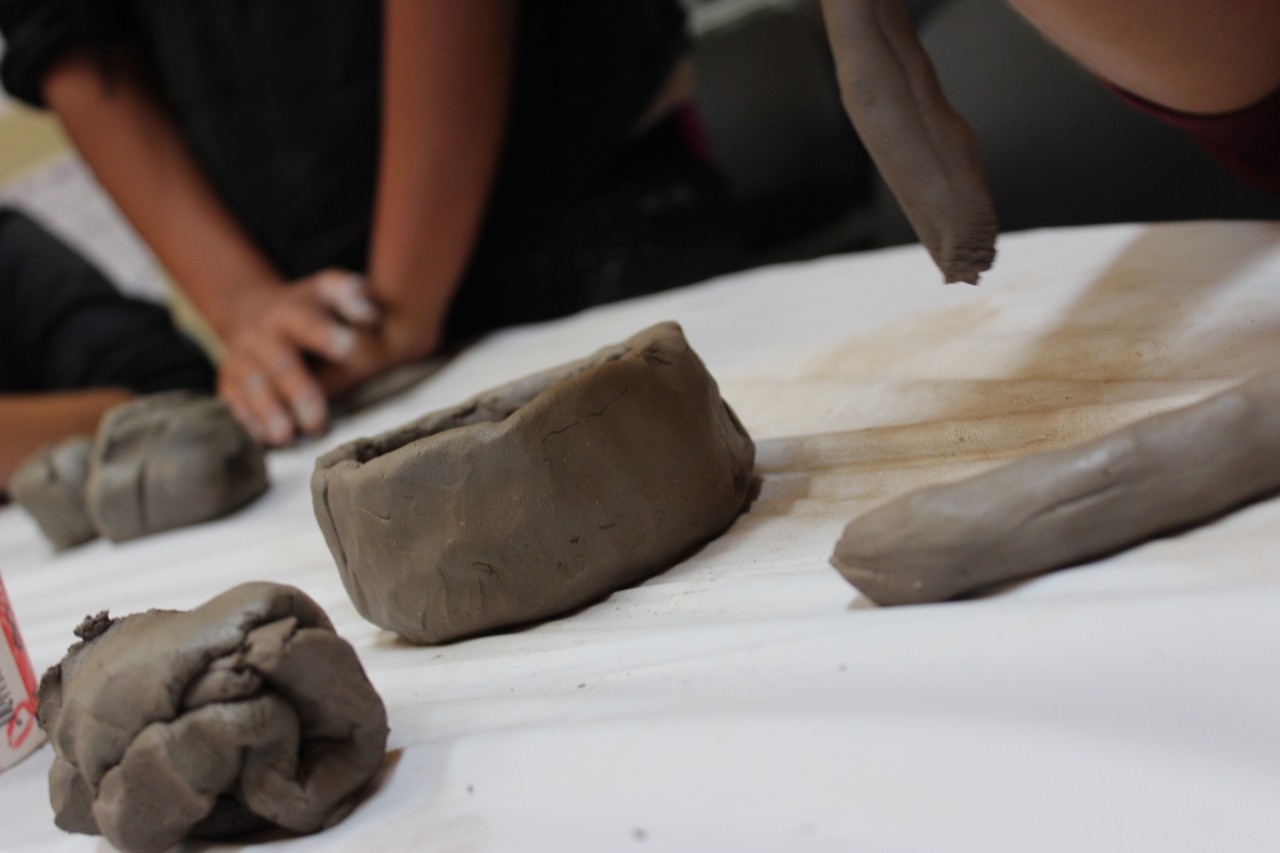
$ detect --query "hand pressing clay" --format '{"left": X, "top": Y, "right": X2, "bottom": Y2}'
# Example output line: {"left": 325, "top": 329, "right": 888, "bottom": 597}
{"left": 9, "top": 436, "right": 97, "bottom": 550}
{"left": 38, "top": 582, "right": 388, "bottom": 853}
{"left": 85, "top": 392, "right": 268, "bottom": 541}
{"left": 821, "top": 0, "right": 998, "bottom": 283}
{"left": 832, "top": 370, "right": 1280, "bottom": 605}
{"left": 313, "top": 322, "right": 755, "bottom": 644}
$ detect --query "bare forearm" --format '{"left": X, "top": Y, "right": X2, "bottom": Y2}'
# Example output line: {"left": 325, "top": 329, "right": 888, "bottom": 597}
{"left": 368, "top": 0, "right": 518, "bottom": 355}
{"left": 0, "top": 389, "right": 131, "bottom": 488}
{"left": 42, "top": 50, "right": 282, "bottom": 336}
{"left": 1005, "top": 0, "right": 1280, "bottom": 113}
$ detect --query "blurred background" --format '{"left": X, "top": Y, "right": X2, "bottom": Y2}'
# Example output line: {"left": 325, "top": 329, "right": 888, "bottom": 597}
{"left": 1, "top": 0, "right": 1276, "bottom": 308}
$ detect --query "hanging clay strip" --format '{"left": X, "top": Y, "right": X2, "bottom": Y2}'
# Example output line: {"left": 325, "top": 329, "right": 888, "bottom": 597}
{"left": 84, "top": 392, "right": 269, "bottom": 542}
{"left": 313, "top": 322, "right": 755, "bottom": 644}
{"left": 831, "top": 369, "right": 1280, "bottom": 605}
{"left": 10, "top": 436, "right": 97, "bottom": 550}
{"left": 37, "top": 582, "right": 388, "bottom": 853}
{"left": 821, "top": 0, "right": 998, "bottom": 283}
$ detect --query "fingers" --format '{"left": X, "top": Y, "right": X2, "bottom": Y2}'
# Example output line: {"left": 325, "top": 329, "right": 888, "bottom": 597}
{"left": 313, "top": 270, "right": 380, "bottom": 327}
{"left": 219, "top": 358, "right": 271, "bottom": 445}
{"left": 274, "top": 271, "right": 378, "bottom": 362}
{"left": 219, "top": 337, "right": 328, "bottom": 446}
{"left": 216, "top": 268, "right": 381, "bottom": 446}
{"left": 242, "top": 368, "right": 293, "bottom": 446}
{"left": 275, "top": 298, "right": 361, "bottom": 363}
{"left": 254, "top": 336, "right": 328, "bottom": 436}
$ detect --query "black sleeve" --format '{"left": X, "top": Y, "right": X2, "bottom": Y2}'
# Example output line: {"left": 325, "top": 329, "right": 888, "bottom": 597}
{"left": 0, "top": 0, "right": 137, "bottom": 107}
{"left": 0, "top": 208, "right": 215, "bottom": 394}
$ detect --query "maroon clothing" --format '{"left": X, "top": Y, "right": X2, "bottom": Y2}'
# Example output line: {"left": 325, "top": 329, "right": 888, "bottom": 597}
{"left": 1111, "top": 83, "right": 1280, "bottom": 198}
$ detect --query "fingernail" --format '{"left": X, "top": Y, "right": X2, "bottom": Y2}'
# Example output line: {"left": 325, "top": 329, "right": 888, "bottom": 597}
{"left": 330, "top": 327, "right": 356, "bottom": 359}
{"left": 345, "top": 297, "right": 379, "bottom": 324}
{"left": 340, "top": 277, "right": 378, "bottom": 317}
{"left": 268, "top": 414, "right": 292, "bottom": 444}
{"left": 298, "top": 397, "right": 326, "bottom": 429}
{"left": 332, "top": 273, "right": 365, "bottom": 299}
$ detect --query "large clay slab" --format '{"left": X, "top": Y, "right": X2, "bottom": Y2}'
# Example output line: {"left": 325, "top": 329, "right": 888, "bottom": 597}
{"left": 313, "top": 322, "right": 755, "bottom": 644}
{"left": 84, "top": 392, "right": 268, "bottom": 542}
{"left": 37, "top": 582, "right": 389, "bottom": 853}
{"left": 9, "top": 436, "right": 97, "bottom": 550}
{"left": 831, "top": 369, "right": 1280, "bottom": 605}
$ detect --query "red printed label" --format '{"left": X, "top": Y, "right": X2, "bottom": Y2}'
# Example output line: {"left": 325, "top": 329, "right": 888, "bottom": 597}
{"left": 0, "top": 573, "right": 44, "bottom": 770}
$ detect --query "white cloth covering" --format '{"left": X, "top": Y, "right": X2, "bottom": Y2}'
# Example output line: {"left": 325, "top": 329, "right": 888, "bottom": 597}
{"left": 4, "top": 221, "right": 1280, "bottom": 852}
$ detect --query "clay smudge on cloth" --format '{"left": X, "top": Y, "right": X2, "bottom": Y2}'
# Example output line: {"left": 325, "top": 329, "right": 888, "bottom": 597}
{"left": 831, "top": 369, "right": 1280, "bottom": 604}
{"left": 313, "top": 322, "right": 756, "bottom": 644}
{"left": 37, "top": 582, "right": 389, "bottom": 853}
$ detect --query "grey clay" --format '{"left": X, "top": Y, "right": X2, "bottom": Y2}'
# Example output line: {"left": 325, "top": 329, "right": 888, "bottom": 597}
{"left": 37, "top": 582, "right": 389, "bottom": 853}
{"left": 822, "top": 0, "right": 998, "bottom": 283}
{"left": 832, "top": 370, "right": 1280, "bottom": 604}
{"left": 313, "top": 322, "right": 756, "bottom": 644}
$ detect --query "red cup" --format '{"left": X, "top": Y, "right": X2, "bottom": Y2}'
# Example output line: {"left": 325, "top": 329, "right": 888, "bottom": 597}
{"left": 0, "top": 573, "right": 44, "bottom": 771}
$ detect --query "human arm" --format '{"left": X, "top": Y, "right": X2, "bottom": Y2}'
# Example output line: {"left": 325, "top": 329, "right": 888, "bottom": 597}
{"left": 1004, "top": 0, "right": 1280, "bottom": 114}
{"left": 40, "top": 50, "right": 377, "bottom": 444}
{"left": 42, "top": 49, "right": 286, "bottom": 342}
{"left": 324, "top": 0, "right": 518, "bottom": 387}
{"left": 0, "top": 389, "right": 131, "bottom": 489}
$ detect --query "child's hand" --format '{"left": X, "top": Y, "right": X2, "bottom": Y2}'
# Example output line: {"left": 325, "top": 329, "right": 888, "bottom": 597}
{"left": 217, "top": 270, "right": 379, "bottom": 445}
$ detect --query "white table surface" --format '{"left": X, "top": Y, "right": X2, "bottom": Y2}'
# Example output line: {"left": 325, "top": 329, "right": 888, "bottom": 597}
{"left": 4, "top": 221, "right": 1280, "bottom": 852}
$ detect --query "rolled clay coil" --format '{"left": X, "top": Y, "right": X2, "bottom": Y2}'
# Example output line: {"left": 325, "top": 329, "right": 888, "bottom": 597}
{"left": 821, "top": 0, "right": 998, "bottom": 283}
{"left": 832, "top": 370, "right": 1280, "bottom": 605}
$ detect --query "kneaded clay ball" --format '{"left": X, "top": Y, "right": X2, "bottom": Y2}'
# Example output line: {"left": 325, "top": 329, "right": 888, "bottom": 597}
{"left": 85, "top": 392, "right": 268, "bottom": 541}
{"left": 38, "top": 582, "right": 388, "bottom": 853}
{"left": 10, "top": 436, "right": 97, "bottom": 550}
{"left": 313, "top": 322, "right": 755, "bottom": 644}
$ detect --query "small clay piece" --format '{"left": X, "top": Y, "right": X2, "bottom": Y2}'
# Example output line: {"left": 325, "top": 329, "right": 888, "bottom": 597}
{"left": 84, "top": 392, "right": 268, "bottom": 542}
{"left": 821, "top": 0, "right": 998, "bottom": 283}
{"left": 9, "top": 436, "right": 97, "bottom": 550}
{"left": 313, "top": 322, "right": 755, "bottom": 644}
{"left": 37, "top": 582, "right": 389, "bottom": 853}
{"left": 831, "top": 370, "right": 1280, "bottom": 605}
